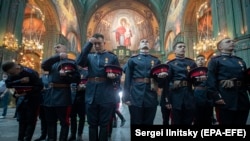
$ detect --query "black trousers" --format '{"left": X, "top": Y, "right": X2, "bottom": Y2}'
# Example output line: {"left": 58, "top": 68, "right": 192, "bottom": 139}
{"left": 161, "top": 106, "right": 171, "bottom": 125}
{"left": 108, "top": 105, "right": 116, "bottom": 137}
{"left": 171, "top": 108, "right": 194, "bottom": 125}
{"left": 86, "top": 102, "right": 115, "bottom": 141}
{"left": 37, "top": 105, "right": 47, "bottom": 138}
{"left": 44, "top": 106, "right": 71, "bottom": 141}
{"left": 194, "top": 104, "right": 213, "bottom": 125}
{"left": 17, "top": 97, "right": 39, "bottom": 141}
{"left": 129, "top": 105, "right": 157, "bottom": 125}
{"left": 217, "top": 109, "right": 249, "bottom": 125}
{"left": 70, "top": 95, "right": 86, "bottom": 136}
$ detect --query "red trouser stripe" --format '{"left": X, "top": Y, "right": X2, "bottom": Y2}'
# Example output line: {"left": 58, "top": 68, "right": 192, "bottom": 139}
{"left": 65, "top": 106, "right": 72, "bottom": 126}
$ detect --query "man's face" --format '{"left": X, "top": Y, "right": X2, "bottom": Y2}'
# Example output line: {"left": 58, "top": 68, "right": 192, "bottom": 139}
{"left": 54, "top": 44, "right": 67, "bottom": 54}
{"left": 196, "top": 56, "right": 205, "bottom": 67}
{"left": 93, "top": 37, "right": 105, "bottom": 52}
{"left": 6, "top": 64, "right": 21, "bottom": 76}
{"left": 139, "top": 39, "right": 149, "bottom": 49}
{"left": 218, "top": 38, "right": 235, "bottom": 52}
{"left": 174, "top": 43, "right": 186, "bottom": 56}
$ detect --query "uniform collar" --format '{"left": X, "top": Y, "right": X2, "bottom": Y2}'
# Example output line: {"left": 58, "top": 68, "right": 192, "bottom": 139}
{"left": 175, "top": 55, "right": 185, "bottom": 59}
{"left": 96, "top": 50, "right": 106, "bottom": 54}
{"left": 139, "top": 50, "right": 149, "bottom": 55}
{"left": 220, "top": 53, "right": 232, "bottom": 56}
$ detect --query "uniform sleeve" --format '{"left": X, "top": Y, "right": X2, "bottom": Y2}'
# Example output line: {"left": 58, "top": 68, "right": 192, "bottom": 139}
{"left": 123, "top": 58, "right": 133, "bottom": 102}
{"left": 113, "top": 55, "right": 120, "bottom": 66}
{"left": 206, "top": 58, "right": 221, "bottom": 101}
{"left": 76, "top": 42, "right": 93, "bottom": 67}
{"left": 41, "top": 55, "right": 60, "bottom": 71}
{"left": 242, "top": 60, "right": 250, "bottom": 93}
{"left": 188, "top": 61, "right": 198, "bottom": 83}
{"left": 113, "top": 55, "right": 121, "bottom": 83}
{"left": 191, "top": 60, "right": 198, "bottom": 69}
{"left": 164, "top": 62, "right": 172, "bottom": 104}
{"left": 27, "top": 70, "right": 43, "bottom": 95}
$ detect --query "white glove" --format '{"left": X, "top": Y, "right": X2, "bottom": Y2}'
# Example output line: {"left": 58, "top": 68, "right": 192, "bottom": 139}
{"left": 195, "top": 75, "right": 207, "bottom": 82}
{"left": 157, "top": 72, "right": 168, "bottom": 78}
{"left": 107, "top": 73, "right": 116, "bottom": 79}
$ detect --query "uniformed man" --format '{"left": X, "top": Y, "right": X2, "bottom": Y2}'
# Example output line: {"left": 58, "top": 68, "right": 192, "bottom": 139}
{"left": 76, "top": 33, "right": 121, "bottom": 141}
{"left": 68, "top": 66, "right": 88, "bottom": 141}
{"left": 41, "top": 43, "right": 80, "bottom": 141}
{"left": 206, "top": 38, "right": 250, "bottom": 125}
{"left": 123, "top": 39, "right": 167, "bottom": 125}
{"left": 2, "top": 61, "right": 43, "bottom": 141}
{"left": 189, "top": 54, "right": 213, "bottom": 125}
{"left": 165, "top": 41, "right": 197, "bottom": 125}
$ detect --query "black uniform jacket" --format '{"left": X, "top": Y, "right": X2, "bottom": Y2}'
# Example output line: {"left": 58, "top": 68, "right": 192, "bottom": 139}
{"left": 76, "top": 42, "right": 121, "bottom": 104}
{"left": 123, "top": 53, "right": 161, "bottom": 107}
{"left": 165, "top": 57, "right": 197, "bottom": 110}
{"left": 41, "top": 55, "right": 80, "bottom": 107}
{"left": 207, "top": 54, "right": 250, "bottom": 110}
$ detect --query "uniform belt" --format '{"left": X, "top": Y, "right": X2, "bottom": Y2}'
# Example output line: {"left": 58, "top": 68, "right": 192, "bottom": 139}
{"left": 180, "top": 80, "right": 188, "bottom": 87}
{"left": 49, "top": 83, "right": 70, "bottom": 88}
{"left": 133, "top": 78, "right": 150, "bottom": 83}
{"left": 219, "top": 80, "right": 242, "bottom": 87}
{"left": 235, "top": 81, "right": 242, "bottom": 86}
{"left": 88, "top": 77, "right": 107, "bottom": 82}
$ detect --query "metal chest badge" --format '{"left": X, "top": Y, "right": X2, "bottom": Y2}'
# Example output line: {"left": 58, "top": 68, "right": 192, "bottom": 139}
{"left": 151, "top": 60, "right": 155, "bottom": 68}
{"left": 238, "top": 61, "right": 244, "bottom": 71}
{"left": 105, "top": 58, "right": 108, "bottom": 64}
{"left": 187, "top": 65, "right": 190, "bottom": 72}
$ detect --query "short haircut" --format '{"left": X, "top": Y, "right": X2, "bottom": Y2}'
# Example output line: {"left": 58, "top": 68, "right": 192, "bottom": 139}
{"left": 216, "top": 37, "right": 230, "bottom": 50}
{"left": 92, "top": 33, "right": 104, "bottom": 40}
{"left": 196, "top": 54, "right": 205, "bottom": 58}
{"left": 54, "top": 43, "right": 63, "bottom": 47}
{"left": 173, "top": 41, "right": 185, "bottom": 50}
{"left": 2, "top": 61, "right": 16, "bottom": 72}
{"left": 53, "top": 43, "right": 68, "bottom": 51}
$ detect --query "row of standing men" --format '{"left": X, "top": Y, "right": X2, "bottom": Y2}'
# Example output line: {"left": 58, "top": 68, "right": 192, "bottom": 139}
{"left": 1, "top": 33, "right": 126, "bottom": 141}
{"left": 123, "top": 37, "right": 250, "bottom": 126}
{"left": 1, "top": 33, "right": 250, "bottom": 141}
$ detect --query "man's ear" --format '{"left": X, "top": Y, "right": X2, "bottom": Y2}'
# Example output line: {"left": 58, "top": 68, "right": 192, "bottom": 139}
{"left": 218, "top": 45, "right": 222, "bottom": 50}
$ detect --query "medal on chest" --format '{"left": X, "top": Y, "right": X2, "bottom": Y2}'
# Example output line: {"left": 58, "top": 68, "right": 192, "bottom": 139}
{"left": 151, "top": 60, "right": 155, "bottom": 68}
{"left": 187, "top": 65, "right": 190, "bottom": 72}
{"left": 105, "top": 58, "right": 108, "bottom": 65}
{"left": 238, "top": 61, "right": 244, "bottom": 71}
